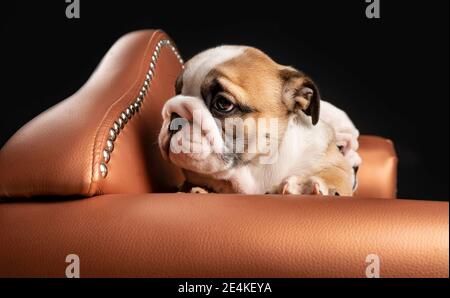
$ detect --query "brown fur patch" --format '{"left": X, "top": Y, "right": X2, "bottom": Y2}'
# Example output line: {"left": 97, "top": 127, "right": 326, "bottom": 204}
{"left": 201, "top": 48, "right": 292, "bottom": 162}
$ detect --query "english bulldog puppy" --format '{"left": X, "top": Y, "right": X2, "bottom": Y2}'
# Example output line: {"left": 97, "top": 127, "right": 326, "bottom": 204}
{"left": 158, "top": 46, "right": 361, "bottom": 196}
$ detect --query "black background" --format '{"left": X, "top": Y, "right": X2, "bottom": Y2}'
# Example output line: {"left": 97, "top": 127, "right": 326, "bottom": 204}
{"left": 0, "top": 278, "right": 447, "bottom": 297}
{"left": 0, "top": 1, "right": 448, "bottom": 200}
{"left": 0, "top": 278, "right": 448, "bottom": 297}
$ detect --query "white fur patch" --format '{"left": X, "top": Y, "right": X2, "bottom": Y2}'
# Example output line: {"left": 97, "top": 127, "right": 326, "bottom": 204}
{"left": 320, "top": 101, "right": 362, "bottom": 168}
{"left": 181, "top": 46, "right": 247, "bottom": 97}
{"left": 229, "top": 116, "right": 332, "bottom": 194}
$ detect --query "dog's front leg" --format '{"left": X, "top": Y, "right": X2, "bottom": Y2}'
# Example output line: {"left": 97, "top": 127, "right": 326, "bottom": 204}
{"left": 278, "top": 175, "right": 331, "bottom": 195}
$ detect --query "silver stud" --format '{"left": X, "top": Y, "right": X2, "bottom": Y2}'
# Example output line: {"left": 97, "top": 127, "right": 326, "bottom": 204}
{"left": 108, "top": 128, "right": 116, "bottom": 141}
{"left": 150, "top": 62, "right": 155, "bottom": 70}
{"left": 167, "top": 40, "right": 171, "bottom": 45}
{"left": 100, "top": 163, "right": 108, "bottom": 178}
{"left": 152, "top": 55, "right": 157, "bottom": 63}
{"left": 121, "top": 112, "right": 128, "bottom": 123}
{"left": 129, "top": 104, "right": 135, "bottom": 114}
{"left": 126, "top": 108, "right": 132, "bottom": 119}
{"left": 113, "top": 122, "right": 120, "bottom": 134}
{"left": 144, "top": 79, "right": 149, "bottom": 88}
{"left": 148, "top": 69, "right": 153, "bottom": 78}
{"left": 103, "top": 149, "right": 110, "bottom": 163}
{"left": 118, "top": 117, "right": 125, "bottom": 129}
{"left": 106, "top": 139, "right": 114, "bottom": 152}
{"left": 141, "top": 86, "right": 148, "bottom": 95}
{"left": 179, "top": 59, "right": 184, "bottom": 64}
{"left": 134, "top": 102, "right": 140, "bottom": 111}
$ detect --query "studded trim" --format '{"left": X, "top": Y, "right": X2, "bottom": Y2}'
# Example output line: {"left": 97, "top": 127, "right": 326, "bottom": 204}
{"left": 99, "top": 39, "right": 183, "bottom": 178}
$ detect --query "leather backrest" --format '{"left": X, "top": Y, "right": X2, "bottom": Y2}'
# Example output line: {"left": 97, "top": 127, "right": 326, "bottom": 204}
{"left": 0, "top": 30, "right": 184, "bottom": 197}
{"left": 0, "top": 30, "right": 397, "bottom": 198}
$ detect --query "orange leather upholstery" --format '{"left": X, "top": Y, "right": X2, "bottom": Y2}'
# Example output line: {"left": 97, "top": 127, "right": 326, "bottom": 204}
{"left": 0, "top": 194, "right": 447, "bottom": 277}
{"left": 0, "top": 30, "right": 396, "bottom": 198}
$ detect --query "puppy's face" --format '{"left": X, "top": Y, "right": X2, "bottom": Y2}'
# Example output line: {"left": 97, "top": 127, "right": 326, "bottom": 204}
{"left": 158, "top": 46, "right": 321, "bottom": 176}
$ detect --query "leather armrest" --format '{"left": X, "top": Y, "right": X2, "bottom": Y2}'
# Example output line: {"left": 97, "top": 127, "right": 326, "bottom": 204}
{"left": 356, "top": 136, "right": 398, "bottom": 198}
{"left": 0, "top": 194, "right": 447, "bottom": 277}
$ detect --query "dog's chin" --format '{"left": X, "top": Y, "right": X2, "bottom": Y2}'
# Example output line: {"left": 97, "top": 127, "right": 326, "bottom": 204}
{"left": 168, "top": 150, "right": 228, "bottom": 176}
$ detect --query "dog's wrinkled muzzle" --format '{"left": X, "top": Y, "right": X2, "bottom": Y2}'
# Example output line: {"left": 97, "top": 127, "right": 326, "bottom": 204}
{"left": 158, "top": 95, "right": 225, "bottom": 162}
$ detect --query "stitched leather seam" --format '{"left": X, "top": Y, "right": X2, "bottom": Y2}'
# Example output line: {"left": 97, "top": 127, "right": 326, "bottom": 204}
{"left": 87, "top": 30, "right": 183, "bottom": 196}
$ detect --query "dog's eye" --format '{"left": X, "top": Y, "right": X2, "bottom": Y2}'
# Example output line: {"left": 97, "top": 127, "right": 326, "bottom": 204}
{"left": 213, "top": 96, "right": 235, "bottom": 113}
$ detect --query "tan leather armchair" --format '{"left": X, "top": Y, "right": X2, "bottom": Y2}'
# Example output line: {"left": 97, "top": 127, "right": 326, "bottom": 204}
{"left": 0, "top": 30, "right": 448, "bottom": 277}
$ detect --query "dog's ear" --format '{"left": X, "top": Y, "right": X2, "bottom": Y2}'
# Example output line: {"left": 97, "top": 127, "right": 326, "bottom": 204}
{"left": 280, "top": 68, "right": 321, "bottom": 125}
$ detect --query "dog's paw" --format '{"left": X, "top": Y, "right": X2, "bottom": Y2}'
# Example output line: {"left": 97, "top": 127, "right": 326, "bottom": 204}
{"left": 189, "top": 187, "right": 209, "bottom": 194}
{"left": 279, "top": 176, "right": 330, "bottom": 195}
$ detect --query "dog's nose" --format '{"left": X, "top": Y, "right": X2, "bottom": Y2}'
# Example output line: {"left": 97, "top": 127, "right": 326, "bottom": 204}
{"left": 168, "top": 112, "right": 183, "bottom": 135}
{"left": 170, "top": 112, "right": 181, "bottom": 122}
